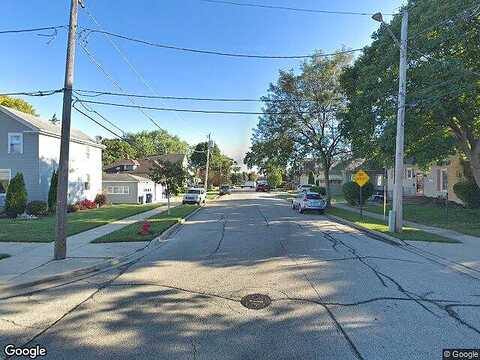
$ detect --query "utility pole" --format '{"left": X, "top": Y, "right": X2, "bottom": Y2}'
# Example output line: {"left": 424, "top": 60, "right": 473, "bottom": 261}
{"left": 204, "top": 134, "right": 211, "bottom": 192}
{"left": 54, "top": 0, "right": 80, "bottom": 260}
{"left": 392, "top": 10, "right": 409, "bottom": 232}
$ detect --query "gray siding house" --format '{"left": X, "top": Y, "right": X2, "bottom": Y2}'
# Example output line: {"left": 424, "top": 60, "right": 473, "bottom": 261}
{"left": 0, "top": 106, "right": 104, "bottom": 207}
{"left": 102, "top": 173, "right": 157, "bottom": 204}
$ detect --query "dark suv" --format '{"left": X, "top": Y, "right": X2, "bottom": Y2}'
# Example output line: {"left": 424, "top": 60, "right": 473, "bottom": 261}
{"left": 255, "top": 183, "right": 270, "bottom": 192}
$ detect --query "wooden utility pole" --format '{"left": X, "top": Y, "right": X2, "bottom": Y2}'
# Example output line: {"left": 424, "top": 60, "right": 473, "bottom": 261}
{"left": 392, "top": 10, "right": 409, "bottom": 232}
{"left": 204, "top": 134, "right": 211, "bottom": 192}
{"left": 54, "top": 0, "right": 80, "bottom": 260}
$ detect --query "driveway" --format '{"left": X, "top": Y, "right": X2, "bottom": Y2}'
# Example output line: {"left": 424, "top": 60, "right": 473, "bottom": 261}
{"left": 1, "top": 191, "right": 479, "bottom": 359}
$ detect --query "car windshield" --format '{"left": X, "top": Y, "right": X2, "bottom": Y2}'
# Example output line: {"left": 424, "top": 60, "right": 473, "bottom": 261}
{"left": 306, "top": 193, "right": 321, "bottom": 200}
{"left": 187, "top": 190, "right": 201, "bottom": 194}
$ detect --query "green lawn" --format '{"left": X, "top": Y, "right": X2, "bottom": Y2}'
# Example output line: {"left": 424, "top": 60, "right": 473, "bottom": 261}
{"left": 93, "top": 204, "right": 200, "bottom": 243}
{"left": 0, "top": 203, "right": 163, "bottom": 243}
{"left": 207, "top": 190, "right": 219, "bottom": 200}
{"left": 359, "top": 202, "right": 480, "bottom": 237}
{"left": 0, "top": 254, "right": 10, "bottom": 261}
{"left": 327, "top": 207, "right": 459, "bottom": 243}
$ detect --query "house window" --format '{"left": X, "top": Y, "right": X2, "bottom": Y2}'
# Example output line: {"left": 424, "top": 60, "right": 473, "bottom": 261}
{"left": 406, "top": 168, "right": 413, "bottom": 179}
{"left": 86, "top": 146, "right": 90, "bottom": 159}
{"left": 84, "top": 174, "right": 91, "bottom": 191}
{"left": 8, "top": 133, "right": 23, "bottom": 154}
{"left": 376, "top": 175, "right": 383, "bottom": 187}
{"left": 0, "top": 169, "right": 11, "bottom": 196}
{"left": 441, "top": 169, "right": 448, "bottom": 192}
{"left": 107, "top": 186, "right": 130, "bottom": 194}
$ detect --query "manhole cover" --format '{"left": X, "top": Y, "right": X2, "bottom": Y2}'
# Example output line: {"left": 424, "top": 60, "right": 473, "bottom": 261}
{"left": 240, "top": 293, "right": 271, "bottom": 310}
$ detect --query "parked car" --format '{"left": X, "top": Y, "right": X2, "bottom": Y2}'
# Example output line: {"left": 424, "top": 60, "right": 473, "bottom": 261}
{"left": 297, "top": 184, "right": 313, "bottom": 193}
{"left": 219, "top": 185, "right": 231, "bottom": 196}
{"left": 256, "top": 183, "right": 270, "bottom": 192}
{"left": 292, "top": 192, "right": 327, "bottom": 214}
{"left": 242, "top": 181, "right": 256, "bottom": 189}
{"left": 182, "top": 188, "right": 206, "bottom": 205}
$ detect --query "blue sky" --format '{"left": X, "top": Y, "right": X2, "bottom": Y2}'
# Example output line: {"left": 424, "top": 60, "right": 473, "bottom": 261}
{"left": 1, "top": 0, "right": 402, "bottom": 166}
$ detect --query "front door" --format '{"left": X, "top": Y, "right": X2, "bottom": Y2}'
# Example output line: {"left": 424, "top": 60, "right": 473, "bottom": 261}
{"left": 416, "top": 173, "right": 424, "bottom": 195}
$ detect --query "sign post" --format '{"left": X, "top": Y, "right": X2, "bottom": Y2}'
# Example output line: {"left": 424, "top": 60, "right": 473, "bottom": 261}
{"left": 353, "top": 170, "right": 370, "bottom": 219}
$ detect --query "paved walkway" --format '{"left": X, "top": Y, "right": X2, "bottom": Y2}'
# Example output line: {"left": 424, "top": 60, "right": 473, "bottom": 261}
{"left": 335, "top": 203, "right": 480, "bottom": 271}
{"left": 0, "top": 202, "right": 178, "bottom": 286}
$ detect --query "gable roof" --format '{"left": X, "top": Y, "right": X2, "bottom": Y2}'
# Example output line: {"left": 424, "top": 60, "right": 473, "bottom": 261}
{"left": 103, "top": 173, "right": 152, "bottom": 182}
{"left": 0, "top": 106, "right": 104, "bottom": 148}
{"left": 146, "top": 154, "right": 187, "bottom": 164}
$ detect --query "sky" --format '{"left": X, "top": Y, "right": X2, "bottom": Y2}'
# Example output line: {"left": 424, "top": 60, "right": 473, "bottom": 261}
{"left": 1, "top": 0, "right": 402, "bottom": 167}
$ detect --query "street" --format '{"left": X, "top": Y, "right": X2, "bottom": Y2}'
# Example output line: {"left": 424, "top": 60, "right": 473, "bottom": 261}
{"left": 1, "top": 191, "right": 479, "bottom": 359}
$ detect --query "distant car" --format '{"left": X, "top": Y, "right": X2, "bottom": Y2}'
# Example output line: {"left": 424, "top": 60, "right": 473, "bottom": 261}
{"left": 292, "top": 192, "right": 327, "bottom": 214}
{"left": 219, "top": 185, "right": 231, "bottom": 196}
{"left": 297, "top": 184, "right": 313, "bottom": 193}
{"left": 182, "top": 188, "right": 206, "bottom": 205}
{"left": 242, "top": 181, "right": 256, "bottom": 189}
{"left": 256, "top": 183, "right": 270, "bottom": 192}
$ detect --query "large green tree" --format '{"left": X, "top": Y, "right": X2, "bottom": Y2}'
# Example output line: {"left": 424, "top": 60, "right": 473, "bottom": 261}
{"left": 246, "top": 51, "right": 353, "bottom": 204}
{"left": 0, "top": 96, "right": 36, "bottom": 115}
{"left": 190, "top": 142, "right": 234, "bottom": 186}
{"left": 102, "top": 139, "right": 137, "bottom": 165}
{"left": 340, "top": 0, "right": 480, "bottom": 187}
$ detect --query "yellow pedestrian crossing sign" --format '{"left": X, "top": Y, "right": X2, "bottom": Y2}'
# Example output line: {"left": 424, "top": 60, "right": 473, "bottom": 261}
{"left": 354, "top": 170, "right": 370, "bottom": 187}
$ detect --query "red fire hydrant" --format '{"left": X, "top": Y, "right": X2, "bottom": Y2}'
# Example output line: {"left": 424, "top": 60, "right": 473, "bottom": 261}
{"left": 140, "top": 221, "right": 151, "bottom": 235}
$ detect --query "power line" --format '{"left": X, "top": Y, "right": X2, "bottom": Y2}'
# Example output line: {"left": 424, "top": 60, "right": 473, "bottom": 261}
{"left": 195, "top": 0, "right": 394, "bottom": 16}
{"left": 73, "top": 100, "right": 125, "bottom": 140}
{"left": 0, "top": 25, "right": 66, "bottom": 35}
{"left": 76, "top": 98, "right": 337, "bottom": 115}
{"left": 0, "top": 89, "right": 64, "bottom": 97}
{"left": 82, "top": 28, "right": 363, "bottom": 60}
{"left": 74, "top": 89, "right": 315, "bottom": 103}
{"left": 78, "top": 41, "right": 164, "bottom": 130}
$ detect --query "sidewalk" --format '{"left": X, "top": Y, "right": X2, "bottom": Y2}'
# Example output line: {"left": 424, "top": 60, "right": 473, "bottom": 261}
{"left": 0, "top": 202, "right": 178, "bottom": 287}
{"left": 334, "top": 203, "right": 480, "bottom": 271}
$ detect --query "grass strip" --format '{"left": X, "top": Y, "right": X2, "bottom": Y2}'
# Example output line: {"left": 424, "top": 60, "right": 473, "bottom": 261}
{"left": 92, "top": 205, "right": 200, "bottom": 243}
{"left": 328, "top": 207, "right": 460, "bottom": 243}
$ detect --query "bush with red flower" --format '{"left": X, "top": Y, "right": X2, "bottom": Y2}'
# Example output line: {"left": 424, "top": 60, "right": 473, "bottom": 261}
{"left": 76, "top": 199, "right": 97, "bottom": 210}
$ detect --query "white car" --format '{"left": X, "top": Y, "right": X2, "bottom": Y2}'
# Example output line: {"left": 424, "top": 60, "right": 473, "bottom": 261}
{"left": 182, "top": 188, "right": 206, "bottom": 205}
{"left": 292, "top": 192, "right": 327, "bottom": 214}
{"left": 297, "top": 184, "right": 313, "bottom": 193}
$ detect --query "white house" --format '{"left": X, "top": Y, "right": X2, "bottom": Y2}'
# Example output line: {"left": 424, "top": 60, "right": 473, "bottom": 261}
{"left": 0, "top": 105, "right": 104, "bottom": 206}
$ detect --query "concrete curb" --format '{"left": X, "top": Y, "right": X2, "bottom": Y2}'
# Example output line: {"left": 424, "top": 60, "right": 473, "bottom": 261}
{"left": 0, "top": 205, "right": 204, "bottom": 299}
{"left": 325, "top": 214, "right": 403, "bottom": 247}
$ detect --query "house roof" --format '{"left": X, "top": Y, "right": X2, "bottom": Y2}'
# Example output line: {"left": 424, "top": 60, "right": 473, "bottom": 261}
{"left": 104, "top": 159, "right": 140, "bottom": 169}
{"left": 103, "top": 173, "right": 152, "bottom": 183}
{"left": 0, "top": 105, "right": 104, "bottom": 148}
{"left": 146, "top": 154, "right": 187, "bottom": 164}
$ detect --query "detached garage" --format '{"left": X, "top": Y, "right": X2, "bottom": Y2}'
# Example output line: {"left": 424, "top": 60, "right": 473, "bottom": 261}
{"left": 102, "top": 173, "right": 160, "bottom": 204}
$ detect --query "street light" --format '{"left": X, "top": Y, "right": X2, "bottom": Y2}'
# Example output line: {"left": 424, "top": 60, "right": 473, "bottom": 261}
{"left": 372, "top": 10, "right": 409, "bottom": 233}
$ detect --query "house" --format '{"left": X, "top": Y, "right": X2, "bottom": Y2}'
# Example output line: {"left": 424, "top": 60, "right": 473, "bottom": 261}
{"left": 298, "top": 158, "right": 385, "bottom": 195}
{"left": 102, "top": 154, "right": 189, "bottom": 204}
{"left": 102, "top": 173, "right": 157, "bottom": 204}
{"left": 0, "top": 106, "right": 103, "bottom": 206}
{"left": 387, "top": 156, "right": 465, "bottom": 204}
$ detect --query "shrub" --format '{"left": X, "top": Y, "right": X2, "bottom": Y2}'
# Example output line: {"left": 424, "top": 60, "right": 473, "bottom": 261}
{"left": 342, "top": 181, "right": 374, "bottom": 206}
{"left": 76, "top": 199, "right": 97, "bottom": 210}
{"left": 453, "top": 181, "right": 480, "bottom": 208}
{"left": 26, "top": 201, "right": 48, "bottom": 216}
{"left": 94, "top": 193, "right": 107, "bottom": 207}
{"left": 67, "top": 203, "right": 80, "bottom": 213}
{"left": 5, "top": 173, "right": 28, "bottom": 218}
{"left": 310, "top": 186, "right": 326, "bottom": 196}
{"left": 308, "top": 171, "right": 315, "bottom": 185}
{"left": 47, "top": 169, "right": 58, "bottom": 213}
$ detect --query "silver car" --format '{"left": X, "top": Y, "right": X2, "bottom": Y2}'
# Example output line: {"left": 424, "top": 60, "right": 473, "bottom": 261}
{"left": 292, "top": 192, "right": 327, "bottom": 214}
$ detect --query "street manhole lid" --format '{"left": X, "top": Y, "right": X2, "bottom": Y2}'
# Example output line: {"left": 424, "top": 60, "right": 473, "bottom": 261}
{"left": 240, "top": 293, "right": 271, "bottom": 310}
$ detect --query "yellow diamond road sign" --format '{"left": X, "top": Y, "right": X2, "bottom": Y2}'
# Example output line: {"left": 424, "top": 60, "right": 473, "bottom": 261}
{"left": 354, "top": 170, "right": 370, "bottom": 187}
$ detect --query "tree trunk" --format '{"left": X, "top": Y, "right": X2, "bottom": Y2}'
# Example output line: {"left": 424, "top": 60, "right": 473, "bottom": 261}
{"left": 471, "top": 139, "right": 480, "bottom": 188}
{"left": 324, "top": 168, "right": 332, "bottom": 207}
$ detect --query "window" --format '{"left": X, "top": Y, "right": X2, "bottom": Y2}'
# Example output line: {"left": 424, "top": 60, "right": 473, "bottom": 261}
{"left": 107, "top": 185, "right": 129, "bottom": 195}
{"left": 0, "top": 169, "right": 11, "bottom": 196}
{"left": 441, "top": 169, "right": 448, "bottom": 192}
{"left": 406, "top": 168, "right": 413, "bottom": 179}
{"left": 8, "top": 133, "right": 23, "bottom": 154}
{"left": 376, "top": 175, "right": 383, "bottom": 187}
{"left": 86, "top": 146, "right": 90, "bottom": 159}
{"left": 84, "top": 174, "right": 91, "bottom": 191}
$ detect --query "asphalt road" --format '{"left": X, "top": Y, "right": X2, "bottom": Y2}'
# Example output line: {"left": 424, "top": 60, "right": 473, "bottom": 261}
{"left": 1, "top": 191, "right": 479, "bottom": 359}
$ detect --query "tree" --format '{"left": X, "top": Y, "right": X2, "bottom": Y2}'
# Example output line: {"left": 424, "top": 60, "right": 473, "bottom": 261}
{"left": 191, "top": 142, "right": 234, "bottom": 186}
{"left": 247, "top": 172, "right": 258, "bottom": 182}
{"left": 247, "top": 51, "right": 352, "bottom": 205}
{"left": 340, "top": 0, "right": 480, "bottom": 188}
{"left": 149, "top": 160, "right": 189, "bottom": 214}
{"left": 308, "top": 171, "right": 315, "bottom": 185}
{"left": 5, "top": 173, "right": 28, "bottom": 218}
{"left": 266, "top": 166, "right": 283, "bottom": 189}
{"left": 48, "top": 169, "right": 58, "bottom": 212}
{"left": 127, "top": 130, "right": 189, "bottom": 158}
{"left": 101, "top": 139, "right": 137, "bottom": 165}
{"left": 0, "top": 96, "right": 37, "bottom": 115}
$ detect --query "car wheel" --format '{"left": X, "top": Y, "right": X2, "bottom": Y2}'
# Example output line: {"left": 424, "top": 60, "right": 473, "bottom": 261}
{"left": 318, "top": 209, "right": 324, "bottom": 215}
{"left": 299, "top": 206, "right": 304, "bottom": 214}
{"left": 292, "top": 203, "right": 295, "bottom": 209}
